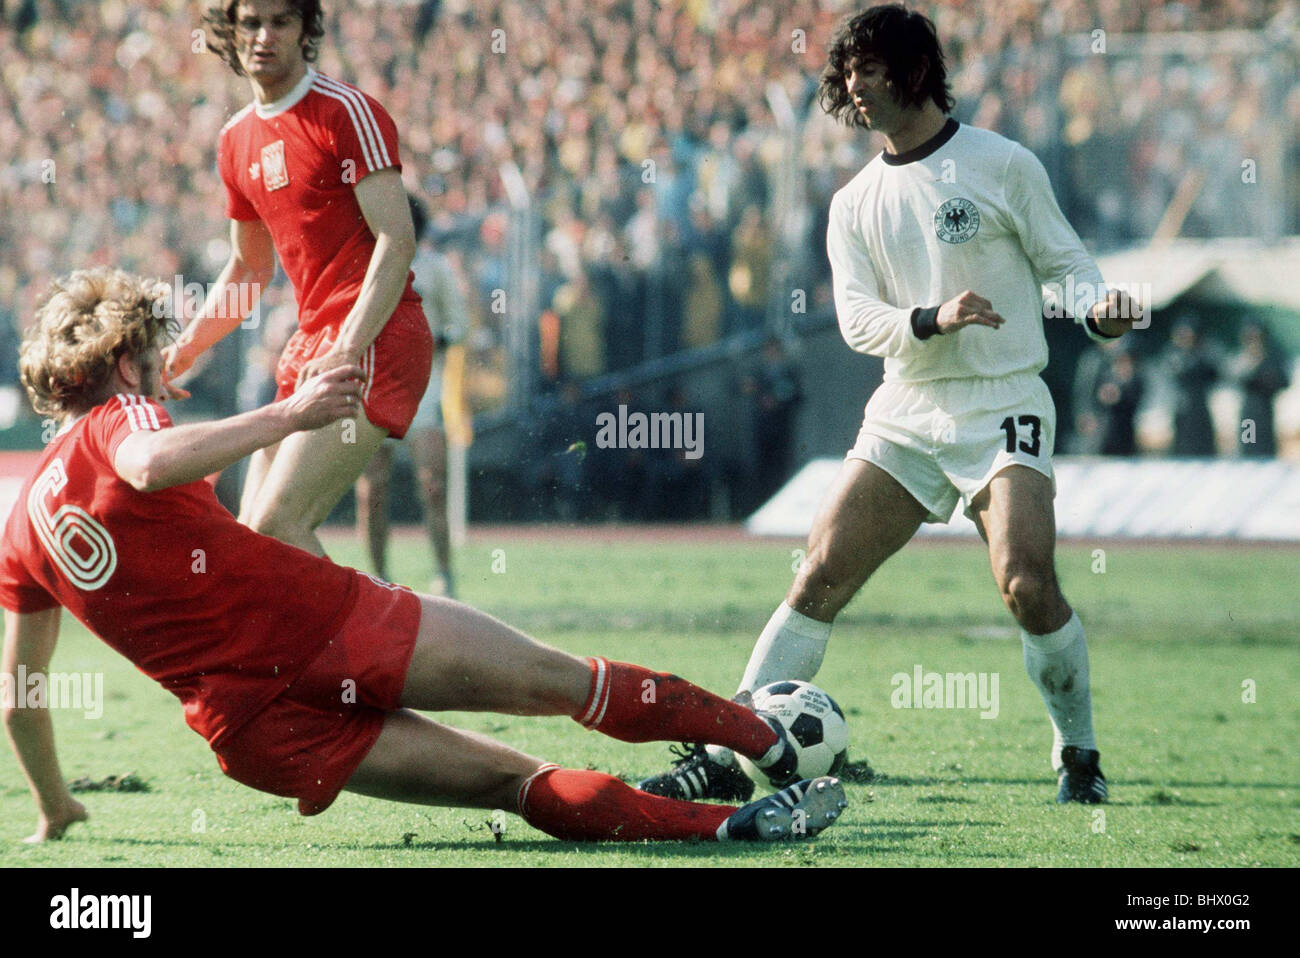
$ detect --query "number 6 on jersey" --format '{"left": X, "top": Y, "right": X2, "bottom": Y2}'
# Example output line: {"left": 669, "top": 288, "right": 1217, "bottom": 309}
{"left": 28, "top": 458, "right": 118, "bottom": 591}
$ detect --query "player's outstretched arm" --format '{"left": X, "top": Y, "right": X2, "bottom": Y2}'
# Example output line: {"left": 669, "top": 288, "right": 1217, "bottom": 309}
{"left": 114, "top": 364, "right": 365, "bottom": 492}
{"left": 296, "top": 169, "right": 416, "bottom": 386}
{"left": 2, "top": 607, "right": 88, "bottom": 843}
{"left": 163, "top": 218, "right": 276, "bottom": 387}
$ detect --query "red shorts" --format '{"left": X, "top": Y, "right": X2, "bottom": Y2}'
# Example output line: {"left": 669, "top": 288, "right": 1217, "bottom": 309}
{"left": 275, "top": 302, "right": 434, "bottom": 439}
{"left": 212, "top": 576, "right": 423, "bottom": 816}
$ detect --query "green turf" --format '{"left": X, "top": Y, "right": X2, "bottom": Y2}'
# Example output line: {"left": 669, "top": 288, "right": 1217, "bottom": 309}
{"left": 2, "top": 532, "right": 1296, "bottom": 867}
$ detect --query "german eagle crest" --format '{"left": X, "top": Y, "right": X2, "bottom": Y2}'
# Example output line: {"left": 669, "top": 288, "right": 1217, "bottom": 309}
{"left": 934, "top": 197, "right": 979, "bottom": 244}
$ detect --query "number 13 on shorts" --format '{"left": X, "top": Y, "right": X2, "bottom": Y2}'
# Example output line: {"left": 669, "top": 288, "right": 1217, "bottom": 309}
{"left": 1000, "top": 414, "right": 1042, "bottom": 457}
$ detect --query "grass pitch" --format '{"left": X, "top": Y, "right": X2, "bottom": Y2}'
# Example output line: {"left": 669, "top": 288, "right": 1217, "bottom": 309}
{"left": 2, "top": 529, "right": 1296, "bottom": 867}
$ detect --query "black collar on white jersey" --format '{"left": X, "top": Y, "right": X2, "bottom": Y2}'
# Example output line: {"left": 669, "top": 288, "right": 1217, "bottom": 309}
{"left": 881, "top": 117, "right": 960, "bottom": 166}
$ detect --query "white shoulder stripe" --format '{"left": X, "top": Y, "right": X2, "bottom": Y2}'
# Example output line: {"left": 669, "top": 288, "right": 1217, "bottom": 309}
{"left": 318, "top": 75, "right": 392, "bottom": 169}
{"left": 115, "top": 394, "right": 161, "bottom": 431}
{"left": 219, "top": 102, "right": 256, "bottom": 137}
{"left": 312, "top": 75, "right": 392, "bottom": 172}
{"left": 359, "top": 344, "right": 375, "bottom": 402}
{"left": 329, "top": 78, "right": 393, "bottom": 169}
{"left": 115, "top": 394, "right": 143, "bottom": 431}
{"left": 310, "top": 81, "right": 378, "bottom": 171}
{"left": 314, "top": 75, "right": 392, "bottom": 170}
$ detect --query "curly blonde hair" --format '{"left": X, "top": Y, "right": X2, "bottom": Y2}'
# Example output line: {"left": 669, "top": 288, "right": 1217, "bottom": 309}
{"left": 20, "top": 267, "right": 174, "bottom": 419}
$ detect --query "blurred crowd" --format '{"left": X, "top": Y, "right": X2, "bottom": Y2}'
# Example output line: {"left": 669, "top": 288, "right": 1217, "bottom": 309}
{"left": 4, "top": 0, "right": 1295, "bottom": 406}
{"left": 1071, "top": 316, "right": 1291, "bottom": 457}
{"left": 526, "top": 336, "right": 803, "bottom": 521}
{"left": 2, "top": 0, "right": 1297, "bottom": 520}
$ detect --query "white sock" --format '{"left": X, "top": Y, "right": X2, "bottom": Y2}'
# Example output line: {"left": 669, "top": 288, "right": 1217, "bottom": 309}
{"left": 740, "top": 601, "right": 833, "bottom": 692}
{"left": 708, "top": 603, "right": 833, "bottom": 768}
{"left": 1021, "top": 611, "right": 1097, "bottom": 770}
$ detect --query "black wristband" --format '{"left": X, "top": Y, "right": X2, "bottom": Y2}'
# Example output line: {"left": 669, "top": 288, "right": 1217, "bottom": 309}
{"left": 911, "top": 306, "right": 941, "bottom": 340}
{"left": 1085, "top": 313, "right": 1124, "bottom": 340}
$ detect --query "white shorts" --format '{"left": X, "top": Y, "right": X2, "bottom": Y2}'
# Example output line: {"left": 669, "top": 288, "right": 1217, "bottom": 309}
{"left": 847, "top": 373, "right": 1056, "bottom": 523}
{"left": 408, "top": 361, "right": 444, "bottom": 431}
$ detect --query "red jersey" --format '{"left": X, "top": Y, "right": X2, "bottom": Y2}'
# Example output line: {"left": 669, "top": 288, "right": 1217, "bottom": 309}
{"left": 0, "top": 395, "right": 361, "bottom": 745}
{"left": 218, "top": 68, "right": 420, "bottom": 334}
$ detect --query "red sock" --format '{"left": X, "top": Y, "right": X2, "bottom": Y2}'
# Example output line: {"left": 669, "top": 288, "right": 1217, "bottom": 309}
{"left": 517, "top": 764, "right": 736, "bottom": 842}
{"left": 572, "top": 658, "right": 777, "bottom": 760}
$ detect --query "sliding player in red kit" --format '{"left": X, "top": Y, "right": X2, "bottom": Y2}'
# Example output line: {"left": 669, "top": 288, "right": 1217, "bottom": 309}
{"left": 2, "top": 269, "right": 846, "bottom": 845}
{"left": 164, "top": 0, "right": 431, "bottom": 556}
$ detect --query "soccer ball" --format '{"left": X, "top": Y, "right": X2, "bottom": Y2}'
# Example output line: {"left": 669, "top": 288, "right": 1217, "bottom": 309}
{"left": 737, "top": 680, "right": 849, "bottom": 788}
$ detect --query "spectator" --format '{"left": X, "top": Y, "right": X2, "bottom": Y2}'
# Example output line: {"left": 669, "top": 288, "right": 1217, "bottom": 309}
{"left": 1226, "top": 320, "right": 1290, "bottom": 457}
{"left": 1070, "top": 343, "right": 1109, "bottom": 455}
{"left": 552, "top": 272, "right": 607, "bottom": 381}
{"left": 728, "top": 206, "right": 774, "bottom": 333}
{"left": 681, "top": 252, "right": 725, "bottom": 350}
{"left": 1095, "top": 347, "right": 1144, "bottom": 456}
{"left": 528, "top": 381, "right": 590, "bottom": 521}
{"left": 751, "top": 337, "right": 804, "bottom": 500}
{"left": 639, "top": 387, "right": 710, "bottom": 521}
{"left": 1162, "top": 320, "right": 1220, "bottom": 456}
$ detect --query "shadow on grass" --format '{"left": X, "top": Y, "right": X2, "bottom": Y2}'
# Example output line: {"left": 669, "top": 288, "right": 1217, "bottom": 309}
{"left": 71, "top": 821, "right": 1010, "bottom": 857}
{"left": 72, "top": 834, "right": 888, "bottom": 857}
{"left": 917, "top": 795, "right": 977, "bottom": 804}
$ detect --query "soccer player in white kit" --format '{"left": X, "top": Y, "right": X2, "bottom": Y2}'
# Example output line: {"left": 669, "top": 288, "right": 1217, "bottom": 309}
{"left": 640, "top": 4, "right": 1142, "bottom": 805}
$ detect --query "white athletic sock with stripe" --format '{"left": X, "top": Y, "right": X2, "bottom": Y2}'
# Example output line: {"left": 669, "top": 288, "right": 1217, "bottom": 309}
{"left": 1021, "top": 611, "right": 1097, "bottom": 770}
{"left": 706, "top": 603, "right": 833, "bottom": 768}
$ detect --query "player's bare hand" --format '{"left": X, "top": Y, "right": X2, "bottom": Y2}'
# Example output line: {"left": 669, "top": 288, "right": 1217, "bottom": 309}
{"left": 936, "top": 290, "right": 1005, "bottom": 333}
{"left": 161, "top": 366, "right": 191, "bottom": 401}
{"left": 25, "top": 799, "right": 88, "bottom": 843}
{"left": 296, "top": 349, "right": 362, "bottom": 389}
{"left": 280, "top": 363, "right": 366, "bottom": 431}
{"left": 1089, "top": 289, "right": 1144, "bottom": 337}
{"left": 162, "top": 341, "right": 200, "bottom": 384}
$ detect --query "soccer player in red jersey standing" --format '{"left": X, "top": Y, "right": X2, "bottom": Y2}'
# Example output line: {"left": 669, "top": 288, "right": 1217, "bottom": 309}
{"left": 163, "top": 1, "right": 431, "bottom": 555}
{"left": 3, "top": 269, "right": 846, "bottom": 845}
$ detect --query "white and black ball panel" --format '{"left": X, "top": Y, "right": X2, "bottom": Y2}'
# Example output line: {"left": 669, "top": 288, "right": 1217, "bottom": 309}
{"left": 762, "top": 680, "right": 804, "bottom": 697}
{"left": 738, "top": 680, "right": 850, "bottom": 788}
{"left": 789, "top": 712, "right": 826, "bottom": 749}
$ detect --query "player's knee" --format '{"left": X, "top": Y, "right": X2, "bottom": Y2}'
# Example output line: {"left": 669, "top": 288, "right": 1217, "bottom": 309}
{"left": 244, "top": 504, "right": 314, "bottom": 543}
{"left": 417, "top": 470, "right": 445, "bottom": 499}
{"left": 1000, "top": 569, "right": 1059, "bottom": 620}
{"left": 790, "top": 550, "right": 854, "bottom": 616}
{"left": 360, "top": 478, "right": 389, "bottom": 504}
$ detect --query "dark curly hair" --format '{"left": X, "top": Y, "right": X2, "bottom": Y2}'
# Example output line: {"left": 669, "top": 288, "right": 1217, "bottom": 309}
{"left": 818, "top": 4, "right": 955, "bottom": 128}
{"left": 201, "top": 1, "right": 325, "bottom": 78}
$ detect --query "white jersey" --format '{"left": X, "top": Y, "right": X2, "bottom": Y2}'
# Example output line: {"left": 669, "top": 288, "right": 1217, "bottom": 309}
{"left": 828, "top": 119, "right": 1111, "bottom": 384}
